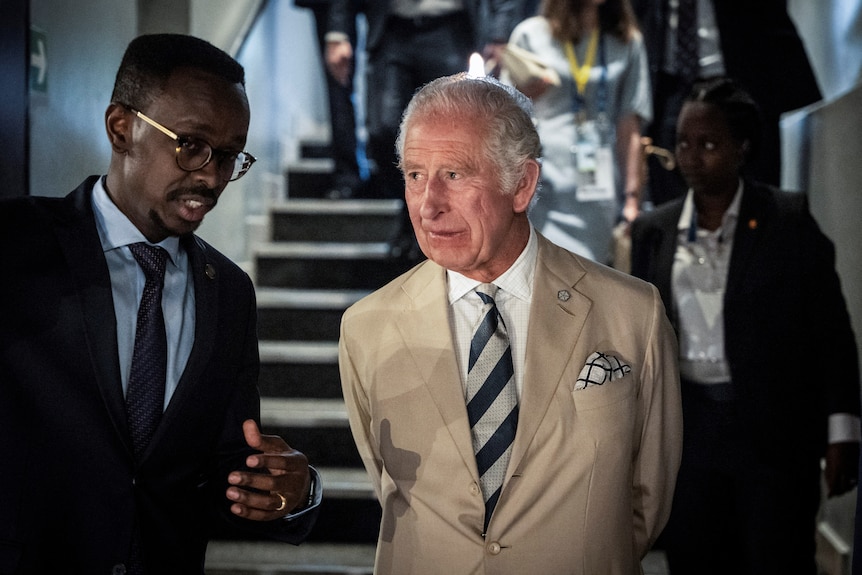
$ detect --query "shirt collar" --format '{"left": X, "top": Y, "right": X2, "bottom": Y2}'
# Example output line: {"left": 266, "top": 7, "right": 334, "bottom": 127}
{"left": 677, "top": 180, "right": 744, "bottom": 240}
{"left": 447, "top": 226, "right": 538, "bottom": 305}
{"left": 92, "top": 176, "right": 181, "bottom": 265}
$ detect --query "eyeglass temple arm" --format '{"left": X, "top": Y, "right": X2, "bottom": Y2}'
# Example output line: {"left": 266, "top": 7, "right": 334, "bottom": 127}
{"left": 133, "top": 110, "right": 179, "bottom": 140}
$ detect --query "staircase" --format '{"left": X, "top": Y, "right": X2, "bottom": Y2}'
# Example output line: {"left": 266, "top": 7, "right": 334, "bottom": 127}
{"left": 206, "top": 142, "right": 418, "bottom": 574}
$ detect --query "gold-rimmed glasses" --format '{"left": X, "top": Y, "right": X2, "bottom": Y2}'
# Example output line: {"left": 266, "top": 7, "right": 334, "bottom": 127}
{"left": 129, "top": 107, "right": 256, "bottom": 182}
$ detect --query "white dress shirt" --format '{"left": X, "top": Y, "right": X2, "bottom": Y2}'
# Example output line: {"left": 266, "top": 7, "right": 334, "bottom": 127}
{"left": 672, "top": 184, "right": 859, "bottom": 443}
{"left": 448, "top": 227, "right": 538, "bottom": 399}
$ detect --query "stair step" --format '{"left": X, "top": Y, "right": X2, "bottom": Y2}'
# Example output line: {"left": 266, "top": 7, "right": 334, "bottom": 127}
{"left": 268, "top": 427, "right": 361, "bottom": 470}
{"left": 257, "top": 288, "right": 369, "bottom": 308}
{"left": 270, "top": 199, "right": 404, "bottom": 243}
{"left": 309, "top": 498, "right": 381, "bottom": 545}
{"left": 206, "top": 543, "right": 670, "bottom": 574}
{"left": 205, "top": 541, "right": 375, "bottom": 575}
{"left": 318, "top": 467, "right": 374, "bottom": 500}
{"left": 256, "top": 288, "right": 367, "bottom": 342}
{"left": 255, "top": 242, "right": 413, "bottom": 290}
{"left": 259, "top": 341, "right": 342, "bottom": 399}
{"left": 299, "top": 140, "right": 332, "bottom": 160}
{"left": 257, "top": 242, "right": 392, "bottom": 258}
{"left": 260, "top": 397, "right": 347, "bottom": 428}
{"left": 259, "top": 361, "right": 341, "bottom": 400}
{"left": 260, "top": 398, "right": 361, "bottom": 468}
{"left": 272, "top": 199, "right": 402, "bottom": 216}
{"left": 286, "top": 159, "right": 335, "bottom": 199}
{"left": 260, "top": 341, "right": 339, "bottom": 366}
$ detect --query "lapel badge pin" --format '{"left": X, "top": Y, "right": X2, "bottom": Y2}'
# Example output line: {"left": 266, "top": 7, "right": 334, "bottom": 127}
{"left": 557, "top": 290, "right": 571, "bottom": 302}
{"left": 748, "top": 219, "right": 757, "bottom": 230}
{"left": 205, "top": 264, "right": 216, "bottom": 280}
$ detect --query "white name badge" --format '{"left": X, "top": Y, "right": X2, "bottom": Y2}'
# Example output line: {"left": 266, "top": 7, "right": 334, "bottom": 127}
{"left": 573, "top": 120, "right": 614, "bottom": 202}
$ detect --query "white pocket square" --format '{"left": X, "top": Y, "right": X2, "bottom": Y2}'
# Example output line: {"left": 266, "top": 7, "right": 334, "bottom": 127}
{"left": 575, "top": 351, "right": 631, "bottom": 390}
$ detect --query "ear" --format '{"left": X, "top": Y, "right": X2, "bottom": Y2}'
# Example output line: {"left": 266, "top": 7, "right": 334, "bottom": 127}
{"left": 512, "top": 159, "right": 540, "bottom": 214}
{"left": 105, "top": 103, "right": 133, "bottom": 154}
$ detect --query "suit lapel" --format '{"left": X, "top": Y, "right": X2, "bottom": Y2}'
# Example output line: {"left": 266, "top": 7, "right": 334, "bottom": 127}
{"left": 156, "top": 236, "right": 220, "bottom": 432}
{"left": 54, "top": 180, "right": 131, "bottom": 448}
{"left": 726, "top": 181, "right": 764, "bottom": 299}
{"left": 509, "top": 236, "right": 590, "bottom": 475}
{"left": 395, "top": 262, "right": 482, "bottom": 476}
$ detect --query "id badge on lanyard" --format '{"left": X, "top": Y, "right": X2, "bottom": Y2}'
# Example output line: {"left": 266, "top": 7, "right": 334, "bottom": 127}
{"left": 566, "top": 32, "right": 615, "bottom": 202}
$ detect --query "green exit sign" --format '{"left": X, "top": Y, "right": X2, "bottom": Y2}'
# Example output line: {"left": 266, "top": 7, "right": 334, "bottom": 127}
{"left": 30, "top": 27, "right": 47, "bottom": 93}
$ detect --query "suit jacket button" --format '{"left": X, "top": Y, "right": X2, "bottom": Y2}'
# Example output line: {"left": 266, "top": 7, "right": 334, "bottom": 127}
{"left": 469, "top": 483, "right": 480, "bottom": 496}
{"left": 487, "top": 541, "right": 502, "bottom": 555}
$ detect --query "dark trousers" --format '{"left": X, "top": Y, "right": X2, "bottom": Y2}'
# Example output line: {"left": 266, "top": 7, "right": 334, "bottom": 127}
{"left": 662, "top": 380, "right": 820, "bottom": 575}
{"left": 307, "top": 3, "right": 363, "bottom": 194}
{"left": 365, "top": 13, "right": 473, "bottom": 201}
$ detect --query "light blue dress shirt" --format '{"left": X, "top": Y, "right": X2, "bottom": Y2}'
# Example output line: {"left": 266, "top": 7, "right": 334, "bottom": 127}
{"left": 91, "top": 176, "right": 195, "bottom": 410}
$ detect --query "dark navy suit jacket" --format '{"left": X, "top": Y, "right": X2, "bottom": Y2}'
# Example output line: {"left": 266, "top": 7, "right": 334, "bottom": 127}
{"left": 631, "top": 180, "right": 860, "bottom": 472}
{"left": 0, "top": 177, "right": 317, "bottom": 574}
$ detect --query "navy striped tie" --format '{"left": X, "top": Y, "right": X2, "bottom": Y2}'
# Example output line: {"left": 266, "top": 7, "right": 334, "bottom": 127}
{"left": 466, "top": 283, "right": 518, "bottom": 531}
{"left": 125, "top": 242, "right": 168, "bottom": 574}
{"left": 126, "top": 242, "right": 168, "bottom": 460}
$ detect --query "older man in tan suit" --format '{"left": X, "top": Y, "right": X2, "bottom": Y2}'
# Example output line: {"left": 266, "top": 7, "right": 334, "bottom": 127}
{"left": 338, "top": 73, "right": 683, "bottom": 574}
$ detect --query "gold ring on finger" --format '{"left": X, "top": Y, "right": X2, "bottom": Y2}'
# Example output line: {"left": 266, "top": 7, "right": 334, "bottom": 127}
{"left": 275, "top": 492, "right": 287, "bottom": 511}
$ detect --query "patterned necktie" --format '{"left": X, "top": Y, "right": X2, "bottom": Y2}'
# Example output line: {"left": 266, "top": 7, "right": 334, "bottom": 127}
{"left": 465, "top": 283, "right": 519, "bottom": 531}
{"left": 126, "top": 242, "right": 168, "bottom": 460}
{"left": 676, "top": 0, "right": 699, "bottom": 83}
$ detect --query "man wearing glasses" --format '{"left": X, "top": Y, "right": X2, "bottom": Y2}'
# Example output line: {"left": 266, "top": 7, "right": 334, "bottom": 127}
{"left": 0, "top": 34, "right": 320, "bottom": 574}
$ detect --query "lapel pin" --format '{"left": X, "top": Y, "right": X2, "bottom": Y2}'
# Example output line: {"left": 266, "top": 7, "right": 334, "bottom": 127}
{"left": 205, "top": 264, "right": 216, "bottom": 280}
{"left": 748, "top": 219, "right": 757, "bottom": 230}
{"left": 557, "top": 290, "right": 571, "bottom": 302}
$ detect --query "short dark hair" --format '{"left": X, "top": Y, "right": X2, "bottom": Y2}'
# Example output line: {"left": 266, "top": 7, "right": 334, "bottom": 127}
{"left": 686, "top": 76, "right": 763, "bottom": 161}
{"left": 111, "top": 33, "right": 245, "bottom": 111}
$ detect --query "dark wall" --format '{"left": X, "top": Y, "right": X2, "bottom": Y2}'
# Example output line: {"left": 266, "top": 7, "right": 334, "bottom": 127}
{"left": 0, "top": 0, "right": 29, "bottom": 198}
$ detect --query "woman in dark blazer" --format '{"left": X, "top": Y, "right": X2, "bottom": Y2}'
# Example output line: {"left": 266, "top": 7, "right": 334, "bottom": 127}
{"left": 630, "top": 76, "right": 860, "bottom": 575}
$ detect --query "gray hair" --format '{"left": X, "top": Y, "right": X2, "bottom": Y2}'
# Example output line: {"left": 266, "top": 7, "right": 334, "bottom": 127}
{"left": 395, "top": 73, "right": 542, "bottom": 196}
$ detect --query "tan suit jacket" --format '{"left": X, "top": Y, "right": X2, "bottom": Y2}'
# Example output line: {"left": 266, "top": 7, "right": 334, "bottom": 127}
{"left": 338, "top": 233, "right": 682, "bottom": 574}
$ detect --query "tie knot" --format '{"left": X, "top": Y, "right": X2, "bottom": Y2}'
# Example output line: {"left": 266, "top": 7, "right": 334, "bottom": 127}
{"left": 476, "top": 283, "right": 499, "bottom": 304}
{"left": 129, "top": 242, "right": 168, "bottom": 281}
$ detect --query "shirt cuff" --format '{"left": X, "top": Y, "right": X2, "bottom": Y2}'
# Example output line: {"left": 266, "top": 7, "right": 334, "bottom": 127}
{"left": 285, "top": 466, "right": 322, "bottom": 521}
{"left": 828, "top": 413, "right": 862, "bottom": 444}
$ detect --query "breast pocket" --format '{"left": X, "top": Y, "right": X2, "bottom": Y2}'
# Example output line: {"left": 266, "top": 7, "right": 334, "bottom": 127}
{"left": 571, "top": 376, "right": 635, "bottom": 411}
{"left": 570, "top": 377, "right": 637, "bottom": 453}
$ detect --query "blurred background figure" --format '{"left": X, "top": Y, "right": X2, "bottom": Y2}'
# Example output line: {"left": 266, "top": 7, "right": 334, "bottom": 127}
{"left": 325, "top": 0, "right": 523, "bottom": 201}
{"left": 630, "top": 76, "right": 860, "bottom": 575}
{"left": 294, "top": 0, "right": 367, "bottom": 199}
{"left": 631, "top": 0, "right": 822, "bottom": 206}
{"left": 505, "top": 0, "right": 651, "bottom": 266}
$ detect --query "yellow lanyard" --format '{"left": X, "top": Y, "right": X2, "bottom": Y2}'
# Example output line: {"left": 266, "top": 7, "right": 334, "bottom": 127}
{"left": 565, "top": 29, "right": 599, "bottom": 96}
